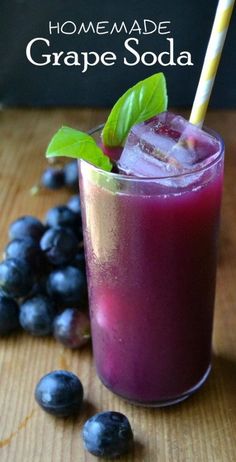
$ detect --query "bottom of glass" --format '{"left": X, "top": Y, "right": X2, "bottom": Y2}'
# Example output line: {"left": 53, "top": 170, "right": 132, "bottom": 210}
{"left": 99, "top": 364, "right": 211, "bottom": 408}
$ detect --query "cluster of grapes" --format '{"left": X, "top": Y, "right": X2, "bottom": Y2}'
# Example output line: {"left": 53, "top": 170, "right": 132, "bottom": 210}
{"left": 0, "top": 189, "right": 90, "bottom": 348}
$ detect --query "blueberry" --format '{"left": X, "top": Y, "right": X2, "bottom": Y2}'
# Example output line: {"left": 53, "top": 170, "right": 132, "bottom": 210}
{"left": 67, "top": 195, "right": 81, "bottom": 215}
{"left": 82, "top": 411, "right": 134, "bottom": 458}
{"left": 4, "top": 238, "right": 46, "bottom": 276}
{"left": 45, "top": 205, "right": 80, "bottom": 230}
{"left": 41, "top": 167, "right": 65, "bottom": 190}
{"left": 0, "top": 258, "right": 34, "bottom": 298}
{"left": 19, "top": 295, "right": 55, "bottom": 336}
{"left": 63, "top": 161, "right": 79, "bottom": 190}
{"left": 47, "top": 266, "right": 86, "bottom": 306}
{"left": 54, "top": 308, "right": 90, "bottom": 348}
{"left": 9, "top": 216, "right": 45, "bottom": 242}
{"left": 0, "top": 295, "right": 20, "bottom": 335}
{"left": 40, "top": 227, "right": 78, "bottom": 266}
{"left": 35, "top": 370, "right": 84, "bottom": 417}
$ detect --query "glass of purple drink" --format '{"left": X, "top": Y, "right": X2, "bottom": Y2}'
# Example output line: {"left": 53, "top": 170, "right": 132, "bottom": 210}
{"left": 79, "top": 112, "right": 224, "bottom": 406}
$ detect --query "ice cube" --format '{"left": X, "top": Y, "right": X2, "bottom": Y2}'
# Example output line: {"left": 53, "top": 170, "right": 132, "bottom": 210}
{"left": 169, "top": 115, "right": 220, "bottom": 165}
{"left": 118, "top": 112, "right": 220, "bottom": 178}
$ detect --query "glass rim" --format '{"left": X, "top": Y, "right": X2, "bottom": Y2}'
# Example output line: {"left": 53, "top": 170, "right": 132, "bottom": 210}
{"left": 80, "top": 123, "right": 224, "bottom": 182}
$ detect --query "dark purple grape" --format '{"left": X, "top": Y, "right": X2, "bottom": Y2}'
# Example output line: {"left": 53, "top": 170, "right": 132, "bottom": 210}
{"left": 45, "top": 205, "right": 80, "bottom": 230}
{"left": 67, "top": 195, "right": 81, "bottom": 215}
{"left": 82, "top": 411, "right": 134, "bottom": 458}
{"left": 4, "top": 237, "right": 46, "bottom": 276}
{"left": 19, "top": 295, "right": 55, "bottom": 336}
{"left": 0, "top": 258, "right": 34, "bottom": 298}
{"left": 47, "top": 266, "right": 86, "bottom": 306}
{"left": 53, "top": 308, "right": 90, "bottom": 348}
{"left": 9, "top": 216, "right": 45, "bottom": 242}
{"left": 40, "top": 227, "right": 78, "bottom": 266}
{"left": 35, "top": 370, "right": 84, "bottom": 417}
{"left": 41, "top": 167, "right": 65, "bottom": 190}
{"left": 63, "top": 161, "right": 79, "bottom": 190}
{"left": 0, "top": 295, "right": 20, "bottom": 335}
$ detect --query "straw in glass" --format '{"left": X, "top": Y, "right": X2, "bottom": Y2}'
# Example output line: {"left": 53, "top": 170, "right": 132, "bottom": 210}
{"left": 189, "top": 0, "right": 235, "bottom": 127}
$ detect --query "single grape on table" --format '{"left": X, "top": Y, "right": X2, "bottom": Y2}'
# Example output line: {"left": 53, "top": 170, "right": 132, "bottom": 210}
{"left": 0, "top": 258, "right": 34, "bottom": 298}
{"left": 40, "top": 226, "right": 78, "bottom": 266}
{"left": 47, "top": 266, "right": 86, "bottom": 307}
{"left": 9, "top": 216, "right": 46, "bottom": 242}
{"left": 35, "top": 370, "right": 84, "bottom": 417}
{"left": 5, "top": 237, "right": 46, "bottom": 276}
{"left": 45, "top": 204, "right": 80, "bottom": 228}
{"left": 19, "top": 295, "right": 56, "bottom": 336}
{"left": 53, "top": 308, "right": 90, "bottom": 348}
{"left": 41, "top": 167, "right": 65, "bottom": 190}
{"left": 82, "top": 411, "right": 134, "bottom": 458}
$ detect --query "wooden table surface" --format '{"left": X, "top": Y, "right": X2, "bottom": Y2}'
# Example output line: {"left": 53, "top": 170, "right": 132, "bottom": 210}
{"left": 0, "top": 108, "right": 235, "bottom": 462}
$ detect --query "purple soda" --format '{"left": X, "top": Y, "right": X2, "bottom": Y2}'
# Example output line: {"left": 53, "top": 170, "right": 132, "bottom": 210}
{"left": 79, "top": 112, "right": 224, "bottom": 405}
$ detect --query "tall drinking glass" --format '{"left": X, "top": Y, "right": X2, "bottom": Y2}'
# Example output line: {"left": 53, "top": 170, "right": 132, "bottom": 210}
{"left": 79, "top": 128, "right": 224, "bottom": 406}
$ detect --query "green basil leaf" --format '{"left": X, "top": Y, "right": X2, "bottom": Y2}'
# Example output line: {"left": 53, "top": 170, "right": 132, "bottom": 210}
{"left": 102, "top": 73, "right": 168, "bottom": 147}
{"left": 46, "top": 126, "right": 112, "bottom": 172}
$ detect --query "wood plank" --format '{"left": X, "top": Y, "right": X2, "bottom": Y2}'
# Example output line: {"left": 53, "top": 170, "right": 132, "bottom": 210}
{"left": 0, "top": 108, "right": 235, "bottom": 462}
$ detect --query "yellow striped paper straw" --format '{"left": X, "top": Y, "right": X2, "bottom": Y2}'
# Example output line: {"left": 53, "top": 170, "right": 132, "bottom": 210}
{"left": 189, "top": 0, "right": 235, "bottom": 127}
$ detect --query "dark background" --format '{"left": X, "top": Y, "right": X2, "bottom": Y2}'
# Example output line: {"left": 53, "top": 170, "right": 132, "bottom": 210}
{"left": 0, "top": 0, "right": 235, "bottom": 108}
